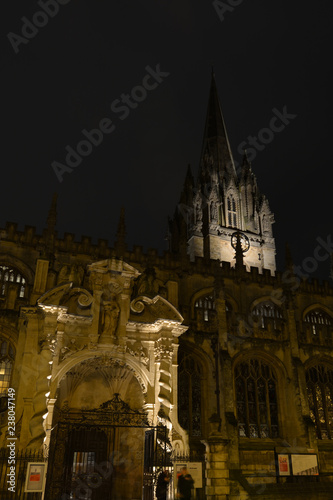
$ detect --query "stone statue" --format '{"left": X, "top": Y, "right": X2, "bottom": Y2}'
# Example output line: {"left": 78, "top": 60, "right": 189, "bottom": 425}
{"left": 101, "top": 295, "right": 120, "bottom": 336}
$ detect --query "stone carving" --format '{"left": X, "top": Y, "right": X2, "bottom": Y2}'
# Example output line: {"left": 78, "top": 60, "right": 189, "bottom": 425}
{"left": 137, "top": 268, "right": 160, "bottom": 297}
{"left": 38, "top": 333, "right": 57, "bottom": 356}
{"left": 130, "top": 295, "right": 183, "bottom": 324}
{"left": 193, "top": 192, "right": 203, "bottom": 234}
{"left": 210, "top": 201, "right": 218, "bottom": 222}
{"left": 260, "top": 198, "right": 275, "bottom": 237}
{"left": 60, "top": 338, "right": 87, "bottom": 361}
{"left": 132, "top": 268, "right": 167, "bottom": 300}
{"left": 126, "top": 345, "right": 149, "bottom": 366}
{"left": 58, "top": 264, "right": 84, "bottom": 286}
{"left": 100, "top": 294, "right": 120, "bottom": 337}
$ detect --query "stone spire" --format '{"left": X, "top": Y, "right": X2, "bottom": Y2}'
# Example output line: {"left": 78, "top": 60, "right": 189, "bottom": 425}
{"left": 199, "top": 71, "right": 237, "bottom": 186}
{"left": 169, "top": 72, "right": 276, "bottom": 274}
{"left": 240, "top": 149, "right": 251, "bottom": 178}
{"left": 114, "top": 207, "right": 127, "bottom": 258}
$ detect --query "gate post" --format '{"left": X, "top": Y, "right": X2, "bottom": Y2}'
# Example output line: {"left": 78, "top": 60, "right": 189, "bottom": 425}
{"left": 204, "top": 437, "right": 230, "bottom": 500}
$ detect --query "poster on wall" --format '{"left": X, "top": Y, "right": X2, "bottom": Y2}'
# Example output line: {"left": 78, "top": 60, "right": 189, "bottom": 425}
{"left": 24, "top": 462, "right": 46, "bottom": 492}
{"left": 174, "top": 462, "right": 203, "bottom": 489}
{"left": 291, "top": 454, "right": 319, "bottom": 476}
{"left": 277, "top": 454, "right": 290, "bottom": 476}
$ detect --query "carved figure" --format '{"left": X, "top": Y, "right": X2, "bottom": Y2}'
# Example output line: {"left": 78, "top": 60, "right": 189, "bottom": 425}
{"left": 210, "top": 201, "right": 218, "bottom": 221}
{"left": 101, "top": 296, "right": 120, "bottom": 336}
{"left": 137, "top": 268, "right": 160, "bottom": 298}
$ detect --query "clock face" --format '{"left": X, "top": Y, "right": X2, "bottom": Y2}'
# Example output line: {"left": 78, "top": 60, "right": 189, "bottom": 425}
{"left": 231, "top": 232, "right": 250, "bottom": 253}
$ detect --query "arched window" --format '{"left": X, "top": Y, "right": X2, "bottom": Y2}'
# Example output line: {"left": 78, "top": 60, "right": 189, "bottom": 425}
{"left": 227, "top": 196, "right": 237, "bottom": 227}
{"left": 0, "top": 265, "right": 26, "bottom": 298}
{"left": 194, "top": 294, "right": 215, "bottom": 322}
{"left": 306, "top": 364, "right": 333, "bottom": 439}
{"left": 252, "top": 301, "right": 283, "bottom": 330}
{"left": 235, "top": 359, "right": 279, "bottom": 438}
{"left": 0, "top": 338, "right": 15, "bottom": 396}
{"left": 178, "top": 352, "right": 202, "bottom": 437}
{"left": 303, "top": 310, "right": 332, "bottom": 344}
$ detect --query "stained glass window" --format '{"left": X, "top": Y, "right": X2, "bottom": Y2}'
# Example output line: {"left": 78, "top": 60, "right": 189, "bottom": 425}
{"left": 178, "top": 352, "right": 202, "bottom": 437}
{"left": 306, "top": 364, "right": 333, "bottom": 439}
{"left": 235, "top": 359, "right": 279, "bottom": 438}
{"left": 0, "top": 265, "right": 26, "bottom": 298}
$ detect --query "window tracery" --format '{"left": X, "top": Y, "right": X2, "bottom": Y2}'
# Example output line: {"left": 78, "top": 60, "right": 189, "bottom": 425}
{"left": 0, "top": 265, "right": 26, "bottom": 298}
{"left": 303, "top": 310, "right": 333, "bottom": 344}
{"left": 235, "top": 359, "right": 279, "bottom": 438}
{"left": 194, "top": 294, "right": 215, "bottom": 322}
{"left": 227, "top": 196, "right": 237, "bottom": 227}
{"left": 306, "top": 364, "right": 333, "bottom": 439}
{"left": 252, "top": 301, "right": 283, "bottom": 330}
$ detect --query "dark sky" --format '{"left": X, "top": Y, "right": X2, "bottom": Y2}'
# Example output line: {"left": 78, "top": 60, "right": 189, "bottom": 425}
{"left": 1, "top": 1, "right": 332, "bottom": 280}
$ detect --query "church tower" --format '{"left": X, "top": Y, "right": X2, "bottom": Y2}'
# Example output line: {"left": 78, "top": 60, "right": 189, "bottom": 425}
{"left": 169, "top": 72, "right": 276, "bottom": 274}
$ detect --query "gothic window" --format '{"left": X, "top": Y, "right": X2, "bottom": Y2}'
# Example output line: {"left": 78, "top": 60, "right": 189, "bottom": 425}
{"left": 178, "top": 352, "right": 202, "bottom": 437}
{"left": 195, "top": 294, "right": 215, "bottom": 322}
{"left": 0, "top": 338, "right": 15, "bottom": 396}
{"left": 0, "top": 265, "right": 26, "bottom": 298}
{"left": 306, "top": 364, "right": 333, "bottom": 439}
{"left": 304, "top": 310, "right": 332, "bottom": 342}
{"left": 235, "top": 359, "right": 279, "bottom": 438}
{"left": 227, "top": 196, "right": 237, "bottom": 227}
{"left": 252, "top": 301, "right": 283, "bottom": 330}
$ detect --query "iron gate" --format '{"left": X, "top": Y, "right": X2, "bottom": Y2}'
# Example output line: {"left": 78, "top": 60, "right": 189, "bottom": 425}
{"left": 45, "top": 394, "right": 171, "bottom": 500}
{"left": 0, "top": 448, "right": 44, "bottom": 499}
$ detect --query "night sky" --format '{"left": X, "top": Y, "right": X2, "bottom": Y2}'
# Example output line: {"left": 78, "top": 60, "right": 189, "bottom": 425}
{"left": 1, "top": 1, "right": 332, "bottom": 280}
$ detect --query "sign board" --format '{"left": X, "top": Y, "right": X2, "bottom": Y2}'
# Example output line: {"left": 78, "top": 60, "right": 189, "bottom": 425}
{"left": 277, "top": 454, "right": 290, "bottom": 476}
{"left": 291, "top": 454, "right": 319, "bottom": 476}
{"left": 24, "top": 462, "right": 46, "bottom": 492}
{"left": 174, "top": 462, "right": 203, "bottom": 489}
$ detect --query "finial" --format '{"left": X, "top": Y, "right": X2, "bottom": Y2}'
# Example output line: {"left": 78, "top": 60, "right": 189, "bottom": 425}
{"left": 242, "top": 149, "right": 251, "bottom": 168}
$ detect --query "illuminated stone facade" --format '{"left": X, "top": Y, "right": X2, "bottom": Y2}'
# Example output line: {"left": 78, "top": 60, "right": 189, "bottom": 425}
{"left": 0, "top": 75, "right": 333, "bottom": 499}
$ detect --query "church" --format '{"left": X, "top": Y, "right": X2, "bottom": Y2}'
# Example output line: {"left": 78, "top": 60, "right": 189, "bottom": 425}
{"left": 0, "top": 73, "right": 333, "bottom": 499}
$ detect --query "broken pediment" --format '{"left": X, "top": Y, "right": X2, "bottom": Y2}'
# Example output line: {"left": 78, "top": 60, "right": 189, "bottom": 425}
{"left": 87, "top": 259, "right": 140, "bottom": 278}
{"left": 87, "top": 259, "right": 141, "bottom": 292}
{"left": 38, "top": 284, "right": 93, "bottom": 315}
{"left": 129, "top": 295, "right": 184, "bottom": 324}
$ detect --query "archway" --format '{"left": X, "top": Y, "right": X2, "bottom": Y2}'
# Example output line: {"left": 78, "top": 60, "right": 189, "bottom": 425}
{"left": 45, "top": 359, "right": 169, "bottom": 499}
